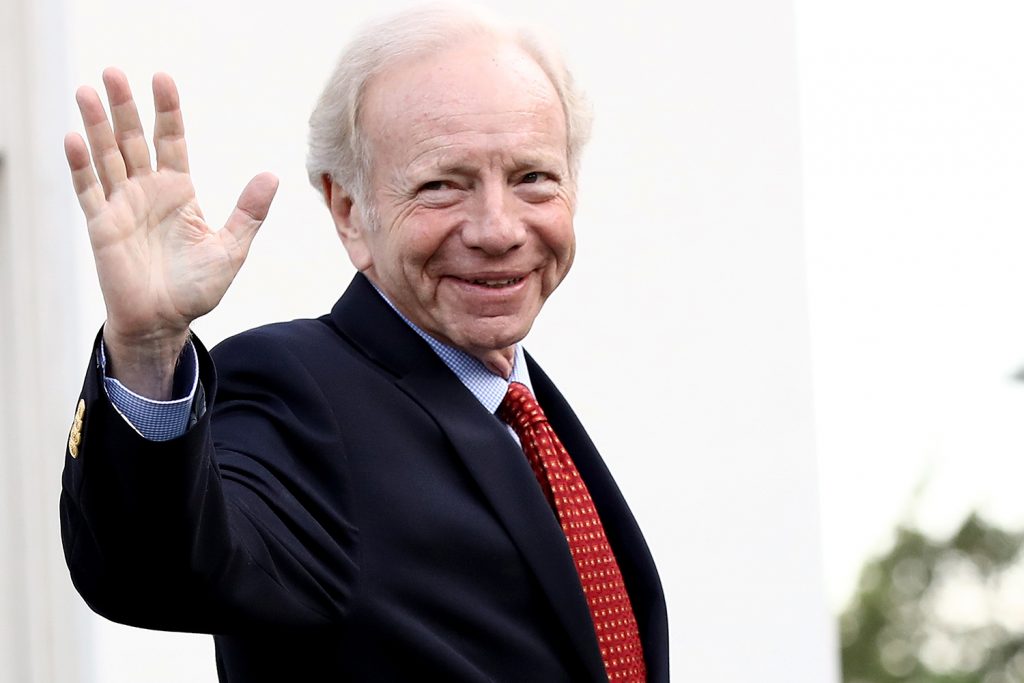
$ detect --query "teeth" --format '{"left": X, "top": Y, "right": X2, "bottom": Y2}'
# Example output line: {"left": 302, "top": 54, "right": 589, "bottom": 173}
{"left": 470, "top": 277, "right": 521, "bottom": 288}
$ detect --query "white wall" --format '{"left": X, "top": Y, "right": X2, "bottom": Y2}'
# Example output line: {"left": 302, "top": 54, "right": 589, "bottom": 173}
{"left": 4, "top": 0, "right": 835, "bottom": 681}
{"left": 0, "top": 0, "right": 90, "bottom": 681}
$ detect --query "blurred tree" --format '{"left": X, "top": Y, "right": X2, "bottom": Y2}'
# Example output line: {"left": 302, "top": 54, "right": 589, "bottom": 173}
{"left": 840, "top": 514, "right": 1024, "bottom": 683}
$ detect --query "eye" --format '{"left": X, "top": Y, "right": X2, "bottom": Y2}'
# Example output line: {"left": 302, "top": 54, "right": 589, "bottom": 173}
{"left": 515, "top": 171, "right": 559, "bottom": 201}
{"left": 414, "top": 179, "right": 463, "bottom": 207}
{"left": 418, "top": 180, "right": 449, "bottom": 193}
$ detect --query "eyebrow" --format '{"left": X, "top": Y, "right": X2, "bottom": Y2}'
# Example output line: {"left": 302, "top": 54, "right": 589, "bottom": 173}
{"left": 412, "top": 154, "right": 566, "bottom": 179}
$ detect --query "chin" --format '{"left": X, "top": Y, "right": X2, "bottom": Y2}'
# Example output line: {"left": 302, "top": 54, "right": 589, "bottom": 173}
{"left": 454, "top": 320, "right": 532, "bottom": 354}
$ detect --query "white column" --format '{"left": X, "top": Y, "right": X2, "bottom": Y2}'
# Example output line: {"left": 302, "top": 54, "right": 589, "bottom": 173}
{"left": 0, "top": 0, "right": 89, "bottom": 680}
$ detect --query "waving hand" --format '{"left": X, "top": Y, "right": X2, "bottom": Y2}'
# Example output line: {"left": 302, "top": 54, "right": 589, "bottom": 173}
{"left": 64, "top": 69, "right": 278, "bottom": 398}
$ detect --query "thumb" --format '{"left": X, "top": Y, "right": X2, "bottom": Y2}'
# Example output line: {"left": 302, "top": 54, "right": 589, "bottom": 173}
{"left": 220, "top": 172, "right": 279, "bottom": 258}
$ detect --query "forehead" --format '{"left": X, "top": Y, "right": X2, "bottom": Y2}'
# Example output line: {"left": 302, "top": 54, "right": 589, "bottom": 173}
{"left": 360, "top": 39, "right": 568, "bottom": 169}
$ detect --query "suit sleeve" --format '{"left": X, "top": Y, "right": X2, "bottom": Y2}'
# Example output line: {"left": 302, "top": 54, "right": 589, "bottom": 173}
{"left": 60, "top": 330, "right": 359, "bottom": 633}
{"left": 100, "top": 338, "right": 198, "bottom": 440}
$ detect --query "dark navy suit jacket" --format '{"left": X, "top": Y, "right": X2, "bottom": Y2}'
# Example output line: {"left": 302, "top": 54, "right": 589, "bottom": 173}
{"left": 61, "top": 273, "right": 668, "bottom": 682}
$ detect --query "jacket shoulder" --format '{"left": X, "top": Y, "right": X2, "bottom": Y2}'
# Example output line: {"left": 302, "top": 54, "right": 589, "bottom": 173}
{"left": 211, "top": 316, "right": 339, "bottom": 355}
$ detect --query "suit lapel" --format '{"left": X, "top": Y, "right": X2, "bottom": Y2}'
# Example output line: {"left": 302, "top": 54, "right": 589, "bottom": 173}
{"left": 328, "top": 275, "right": 607, "bottom": 680}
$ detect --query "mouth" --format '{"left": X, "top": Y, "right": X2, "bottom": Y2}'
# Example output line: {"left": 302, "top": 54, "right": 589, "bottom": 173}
{"left": 464, "top": 276, "right": 525, "bottom": 288}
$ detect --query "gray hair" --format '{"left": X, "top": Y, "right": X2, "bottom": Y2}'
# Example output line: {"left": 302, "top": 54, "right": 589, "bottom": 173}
{"left": 305, "top": 3, "right": 592, "bottom": 225}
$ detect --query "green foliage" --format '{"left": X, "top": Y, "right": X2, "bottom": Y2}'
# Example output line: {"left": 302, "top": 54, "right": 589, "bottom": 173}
{"left": 841, "top": 514, "right": 1024, "bottom": 683}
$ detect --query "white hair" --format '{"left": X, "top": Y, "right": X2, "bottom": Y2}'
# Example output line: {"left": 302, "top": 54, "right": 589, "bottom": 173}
{"left": 305, "top": 3, "right": 592, "bottom": 226}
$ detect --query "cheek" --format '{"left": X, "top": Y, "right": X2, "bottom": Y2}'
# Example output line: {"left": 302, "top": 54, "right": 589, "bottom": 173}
{"left": 544, "top": 213, "right": 575, "bottom": 263}
{"left": 554, "top": 221, "right": 576, "bottom": 282}
{"left": 562, "top": 237, "right": 576, "bottom": 271}
{"left": 536, "top": 216, "right": 575, "bottom": 293}
{"left": 398, "top": 215, "right": 458, "bottom": 265}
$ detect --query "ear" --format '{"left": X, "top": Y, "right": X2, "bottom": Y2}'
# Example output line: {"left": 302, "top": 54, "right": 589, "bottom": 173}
{"left": 322, "top": 174, "right": 373, "bottom": 271}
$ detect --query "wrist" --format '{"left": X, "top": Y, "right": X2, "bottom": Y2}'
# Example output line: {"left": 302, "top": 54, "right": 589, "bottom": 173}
{"left": 102, "top": 323, "right": 191, "bottom": 400}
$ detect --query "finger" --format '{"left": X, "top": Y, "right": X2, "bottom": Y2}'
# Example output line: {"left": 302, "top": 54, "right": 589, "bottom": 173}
{"left": 102, "top": 67, "right": 152, "bottom": 177}
{"left": 64, "top": 132, "right": 106, "bottom": 219}
{"left": 76, "top": 85, "right": 127, "bottom": 196}
{"left": 152, "top": 72, "right": 189, "bottom": 173}
{"left": 220, "top": 173, "right": 280, "bottom": 262}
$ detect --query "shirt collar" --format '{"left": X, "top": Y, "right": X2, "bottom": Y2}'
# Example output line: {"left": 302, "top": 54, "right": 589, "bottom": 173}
{"left": 369, "top": 283, "right": 534, "bottom": 413}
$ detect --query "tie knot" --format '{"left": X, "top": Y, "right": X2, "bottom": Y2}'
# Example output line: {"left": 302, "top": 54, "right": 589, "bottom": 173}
{"left": 498, "top": 382, "right": 548, "bottom": 430}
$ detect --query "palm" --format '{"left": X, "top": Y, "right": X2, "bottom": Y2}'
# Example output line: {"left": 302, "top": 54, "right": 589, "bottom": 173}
{"left": 91, "top": 170, "right": 229, "bottom": 331}
{"left": 65, "top": 69, "right": 277, "bottom": 347}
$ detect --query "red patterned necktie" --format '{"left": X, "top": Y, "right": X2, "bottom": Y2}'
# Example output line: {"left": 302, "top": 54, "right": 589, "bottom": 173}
{"left": 498, "top": 382, "right": 647, "bottom": 682}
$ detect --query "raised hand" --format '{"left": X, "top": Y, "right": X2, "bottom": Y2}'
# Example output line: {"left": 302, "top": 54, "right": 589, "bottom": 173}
{"left": 65, "top": 68, "right": 278, "bottom": 398}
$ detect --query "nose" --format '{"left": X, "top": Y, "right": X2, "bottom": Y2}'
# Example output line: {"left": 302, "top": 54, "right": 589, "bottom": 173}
{"left": 460, "top": 183, "right": 526, "bottom": 255}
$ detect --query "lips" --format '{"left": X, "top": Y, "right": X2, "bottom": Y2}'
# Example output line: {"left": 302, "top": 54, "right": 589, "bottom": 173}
{"left": 453, "top": 273, "right": 527, "bottom": 289}
{"left": 467, "top": 276, "right": 524, "bottom": 288}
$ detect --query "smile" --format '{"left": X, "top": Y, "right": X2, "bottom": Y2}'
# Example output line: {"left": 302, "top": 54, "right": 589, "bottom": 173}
{"left": 467, "top": 276, "right": 524, "bottom": 288}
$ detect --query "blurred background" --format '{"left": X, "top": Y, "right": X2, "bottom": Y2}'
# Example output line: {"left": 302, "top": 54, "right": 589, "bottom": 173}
{"left": 799, "top": 2, "right": 1024, "bottom": 680}
{"left": 2, "top": 0, "right": 1022, "bottom": 681}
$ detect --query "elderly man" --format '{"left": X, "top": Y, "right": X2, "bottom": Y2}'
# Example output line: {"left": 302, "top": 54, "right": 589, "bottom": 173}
{"left": 61, "top": 5, "right": 667, "bottom": 682}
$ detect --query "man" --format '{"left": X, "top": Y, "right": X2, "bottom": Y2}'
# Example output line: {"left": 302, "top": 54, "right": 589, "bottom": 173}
{"left": 61, "top": 5, "right": 667, "bottom": 681}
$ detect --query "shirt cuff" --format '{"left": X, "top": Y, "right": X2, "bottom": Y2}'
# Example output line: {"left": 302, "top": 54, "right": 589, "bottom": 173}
{"left": 99, "top": 339, "right": 199, "bottom": 442}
